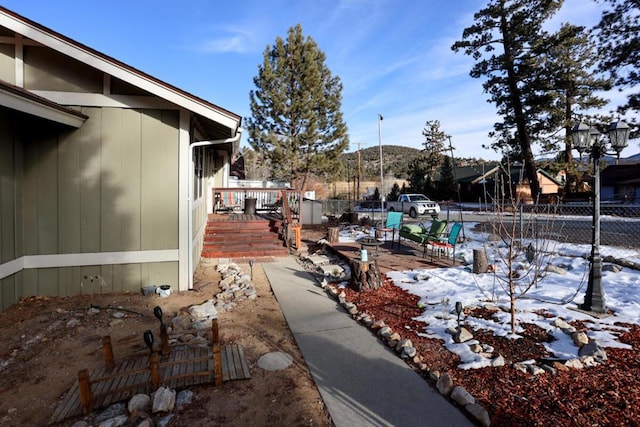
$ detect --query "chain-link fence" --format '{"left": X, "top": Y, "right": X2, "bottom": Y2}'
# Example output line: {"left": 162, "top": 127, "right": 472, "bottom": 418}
{"left": 512, "top": 203, "right": 640, "bottom": 262}
{"left": 318, "top": 200, "right": 640, "bottom": 262}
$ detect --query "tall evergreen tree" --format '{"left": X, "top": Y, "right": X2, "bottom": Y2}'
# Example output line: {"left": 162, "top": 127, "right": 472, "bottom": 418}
{"left": 452, "top": 0, "right": 564, "bottom": 201}
{"left": 438, "top": 156, "right": 457, "bottom": 201}
{"left": 421, "top": 120, "right": 447, "bottom": 181}
{"left": 387, "top": 182, "right": 401, "bottom": 202}
{"left": 597, "top": 0, "right": 640, "bottom": 114}
{"left": 246, "top": 24, "right": 349, "bottom": 191}
{"left": 538, "top": 23, "right": 611, "bottom": 167}
{"left": 407, "top": 157, "right": 429, "bottom": 195}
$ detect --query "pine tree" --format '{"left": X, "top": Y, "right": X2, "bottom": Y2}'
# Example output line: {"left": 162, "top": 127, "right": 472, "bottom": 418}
{"left": 597, "top": 0, "right": 640, "bottom": 115}
{"left": 421, "top": 120, "right": 447, "bottom": 181}
{"left": 452, "top": 0, "right": 564, "bottom": 201}
{"left": 537, "top": 24, "right": 611, "bottom": 167}
{"left": 387, "top": 182, "right": 401, "bottom": 202}
{"left": 438, "top": 156, "right": 457, "bottom": 201}
{"left": 407, "top": 157, "right": 429, "bottom": 195}
{"left": 246, "top": 24, "right": 349, "bottom": 191}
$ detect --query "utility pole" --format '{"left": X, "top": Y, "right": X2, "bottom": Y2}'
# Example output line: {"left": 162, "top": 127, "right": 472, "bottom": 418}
{"left": 378, "top": 114, "right": 384, "bottom": 218}
{"left": 355, "top": 142, "right": 362, "bottom": 201}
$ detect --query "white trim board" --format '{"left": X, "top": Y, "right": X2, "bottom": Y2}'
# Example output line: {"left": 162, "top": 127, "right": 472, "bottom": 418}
{"left": 0, "top": 250, "right": 179, "bottom": 280}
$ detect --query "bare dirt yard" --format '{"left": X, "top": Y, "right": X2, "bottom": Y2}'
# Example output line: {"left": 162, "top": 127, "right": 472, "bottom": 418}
{"left": 0, "top": 255, "right": 331, "bottom": 426}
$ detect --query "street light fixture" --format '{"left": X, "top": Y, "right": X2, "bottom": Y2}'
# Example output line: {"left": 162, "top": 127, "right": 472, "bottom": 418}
{"left": 571, "top": 120, "right": 630, "bottom": 313}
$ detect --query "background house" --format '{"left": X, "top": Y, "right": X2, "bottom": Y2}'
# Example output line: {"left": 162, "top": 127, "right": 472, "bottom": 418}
{"left": 457, "top": 165, "right": 562, "bottom": 204}
{"left": 0, "top": 7, "right": 241, "bottom": 310}
{"left": 600, "top": 164, "right": 640, "bottom": 203}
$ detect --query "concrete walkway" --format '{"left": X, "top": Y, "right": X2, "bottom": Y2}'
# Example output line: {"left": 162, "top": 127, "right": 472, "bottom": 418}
{"left": 262, "top": 257, "right": 474, "bottom": 427}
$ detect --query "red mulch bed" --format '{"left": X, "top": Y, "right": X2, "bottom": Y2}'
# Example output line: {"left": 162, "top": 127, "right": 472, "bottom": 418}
{"left": 343, "top": 279, "right": 640, "bottom": 427}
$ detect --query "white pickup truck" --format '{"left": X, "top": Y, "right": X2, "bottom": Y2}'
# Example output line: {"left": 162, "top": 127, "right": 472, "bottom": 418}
{"left": 386, "top": 194, "right": 440, "bottom": 218}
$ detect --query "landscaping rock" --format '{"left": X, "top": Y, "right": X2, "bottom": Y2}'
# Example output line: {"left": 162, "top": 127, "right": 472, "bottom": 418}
{"left": 188, "top": 300, "right": 217, "bottom": 321}
{"left": 128, "top": 393, "right": 150, "bottom": 414}
{"left": 401, "top": 346, "right": 417, "bottom": 359}
{"left": 546, "top": 264, "right": 567, "bottom": 275}
{"left": 565, "top": 358, "right": 585, "bottom": 369}
{"left": 466, "top": 403, "right": 491, "bottom": 427}
{"left": 176, "top": 390, "right": 194, "bottom": 411}
{"left": 97, "top": 414, "right": 128, "bottom": 427}
{"left": 492, "top": 355, "right": 506, "bottom": 367}
{"left": 451, "top": 386, "right": 475, "bottom": 406}
{"left": 95, "top": 403, "right": 126, "bottom": 424}
{"left": 378, "top": 326, "right": 393, "bottom": 339}
{"left": 572, "top": 331, "right": 589, "bottom": 347}
{"left": 452, "top": 327, "right": 473, "bottom": 343}
{"left": 436, "top": 373, "right": 454, "bottom": 395}
{"left": 152, "top": 387, "right": 176, "bottom": 413}
{"left": 579, "top": 340, "right": 607, "bottom": 363}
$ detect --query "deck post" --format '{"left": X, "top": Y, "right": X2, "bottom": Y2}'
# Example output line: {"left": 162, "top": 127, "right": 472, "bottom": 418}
{"left": 149, "top": 353, "right": 161, "bottom": 390}
{"left": 212, "top": 318, "right": 223, "bottom": 385}
{"left": 102, "top": 336, "right": 115, "bottom": 369}
{"left": 160, "top": 324, "right": 170, "bottom": 356}
{"left": 78, "top": 369, "right": 93, "bottom": 414}
{"left": 212, "top": 318, "right": 220, "bottom": 345}
{"left": 213, "top": 344, "right": 223, "bottom": 385}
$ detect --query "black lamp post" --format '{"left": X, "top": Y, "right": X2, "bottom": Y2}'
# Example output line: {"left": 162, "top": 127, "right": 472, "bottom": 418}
{"left": 571, "top": 120, "right": 630, "bottom": 313}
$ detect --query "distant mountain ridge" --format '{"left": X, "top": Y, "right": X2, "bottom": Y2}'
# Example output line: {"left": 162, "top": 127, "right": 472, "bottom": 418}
{"left": 341, "top": 145, "right": 493, "bottom": 180}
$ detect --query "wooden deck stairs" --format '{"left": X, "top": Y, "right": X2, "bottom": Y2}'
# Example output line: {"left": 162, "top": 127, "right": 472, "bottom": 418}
{"left": 202, "top": 214, "right": 289, "bottom": 259}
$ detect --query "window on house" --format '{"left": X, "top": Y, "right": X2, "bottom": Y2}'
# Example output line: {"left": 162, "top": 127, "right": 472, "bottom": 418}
{"left": 193, "top": 148, "right": 203, "bottom": 199}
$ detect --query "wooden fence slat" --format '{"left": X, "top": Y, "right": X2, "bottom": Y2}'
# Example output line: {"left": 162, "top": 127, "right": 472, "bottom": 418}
{"left": 88, "top": 364, "right": 122, "bottom": 410}
{"left": 174, "top": 351, "right": 187, "bottom": 388}
{"left": 214, "top": 343, "right": 223, "bottom": 385}
{"left": 112, "top": 358, "right": 148, "bottom": 404}
{"left": 221, "top": 345, "right": 230, "bottom": 382}
{"left": 49, "top": 379, "right": 80, "bottom": 423}
{"left": 236, "top": 345, "right": 251, "bottom": 379}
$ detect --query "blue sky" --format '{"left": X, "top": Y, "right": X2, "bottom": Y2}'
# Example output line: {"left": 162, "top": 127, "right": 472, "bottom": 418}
{"left": 3, "top": 0, "right": 635, "bottom": 160}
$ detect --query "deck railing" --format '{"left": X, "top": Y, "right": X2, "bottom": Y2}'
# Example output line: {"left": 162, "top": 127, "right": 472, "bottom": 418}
{"left": 212, "top": 187, "right": 301, "bottom": 219}
{"left": 212, "top": 187, "right": 302, "bottom": 250}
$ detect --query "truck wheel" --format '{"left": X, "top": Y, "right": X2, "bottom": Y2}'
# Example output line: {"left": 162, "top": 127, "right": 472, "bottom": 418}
{"left": 388, "top": 207, "right": 395, "bottom": 212}
{"left": 409, "top": 208, "right": 417, "bottom": 218}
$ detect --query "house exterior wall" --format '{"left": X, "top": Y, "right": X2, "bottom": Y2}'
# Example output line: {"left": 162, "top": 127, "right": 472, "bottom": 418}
{"left": 23, "top": 44, "right": 104, "bottom": 93}
{"left": 0, "top": 112, "right": 23, "bottom": 309}
{"left": 0, "top": 15, "right": 240, "bottom": 310}
{"left": 0, "top": 43, "right": 15, "bottom": 84}
{"left": 0, "top": 106, "right": 181, "bottom": 309}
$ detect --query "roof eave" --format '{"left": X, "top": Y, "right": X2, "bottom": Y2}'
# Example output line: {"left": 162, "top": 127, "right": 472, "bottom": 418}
{"left": 0, "top": 7, "right": 240, "bottom": 133}
{"left": 0, "top": 81, "right": 87, "bottom": 127}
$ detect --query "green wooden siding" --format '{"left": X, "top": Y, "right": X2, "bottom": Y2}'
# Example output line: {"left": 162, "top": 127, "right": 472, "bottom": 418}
{"left": 24, "top": 45, "right": 103, "bottom": 93}
{"left": 0, "top": 43, "right": 15, "bottom": 84}
{"left": 0, "top": 114, "right": 16, "bottom": 264}
{"left": 7, "top": 107, "right": 181, "bottom": 301}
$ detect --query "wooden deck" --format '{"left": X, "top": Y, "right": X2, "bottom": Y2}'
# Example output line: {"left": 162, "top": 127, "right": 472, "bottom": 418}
{"left": 328, "top": 238, "right": 458, "bottom": 273}
{"left": 49, "top": 344, "right": 250, "bottom": 424}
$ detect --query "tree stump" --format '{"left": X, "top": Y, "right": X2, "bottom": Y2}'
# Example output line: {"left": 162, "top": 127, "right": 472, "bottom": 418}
{"left": 351, "top": 258, "right": 384, "bottom": 291}
{"left": 327, "top": 227, "right": 340, "bottom": 244}
{"left": 473, "top": 249, "right": 488, "bottom": 274}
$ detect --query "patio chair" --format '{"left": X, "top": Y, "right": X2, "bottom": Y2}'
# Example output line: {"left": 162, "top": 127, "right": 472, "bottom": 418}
{"left": 429, "top": 222, "right": 463, "bottom": 264}
{"left": 398, "top": 218, "right": 448, "bottom": 257}
{"left": 378, "top": 211, "right": 403, "bottom": 246}
{"left": 216, "top": 191, "right": 240, "bottom": 213}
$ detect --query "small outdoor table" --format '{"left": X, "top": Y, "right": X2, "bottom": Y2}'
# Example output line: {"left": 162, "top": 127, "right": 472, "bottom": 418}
{"left": 356, "top": 236, "right": 383, "bottom": 255}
